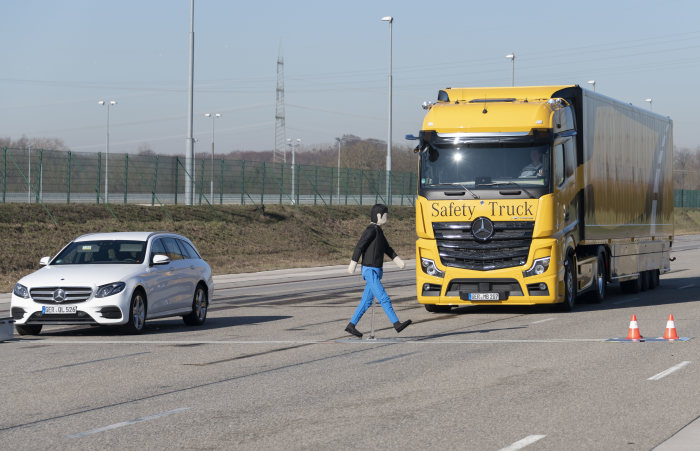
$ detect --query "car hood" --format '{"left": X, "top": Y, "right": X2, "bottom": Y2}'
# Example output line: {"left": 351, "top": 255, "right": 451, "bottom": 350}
{"left": 18, "top": 264, "right": 145, "bottom": 288}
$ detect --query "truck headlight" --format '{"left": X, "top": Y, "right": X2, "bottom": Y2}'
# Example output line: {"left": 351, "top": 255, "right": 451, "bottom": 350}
{"left": 523, "top": 257, "right": 550, "bottom": 277}
{"left": 421, "top": 258, "right": 445, "bottom": 278}
{"left": 13, "top": 283, "right": 29, "bottom": 299}
{"left": 96, "top": 282, "right": 126, "bottom": 298}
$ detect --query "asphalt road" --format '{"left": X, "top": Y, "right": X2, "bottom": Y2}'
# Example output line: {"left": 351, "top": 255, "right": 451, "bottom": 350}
{"left": 1, "top": 236, "right": 700, "bottom": 450}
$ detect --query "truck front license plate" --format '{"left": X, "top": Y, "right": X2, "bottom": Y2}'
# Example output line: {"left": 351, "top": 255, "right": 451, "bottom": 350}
{"left": 42, "top": 305, "right": 78, "bottom": 314}
{"left": 468, "top": 293, "right": 500, "bottom": 301}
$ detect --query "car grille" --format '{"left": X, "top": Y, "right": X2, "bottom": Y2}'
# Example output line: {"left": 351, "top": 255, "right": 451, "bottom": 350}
{"left": 29, "top": 287, "right": 93, "bottom": 304}
{"left": 26, "top": 311, "right": 96, "bottom": 324}
{"left": 433, "top": 221, "right": 534, "bottom": 271}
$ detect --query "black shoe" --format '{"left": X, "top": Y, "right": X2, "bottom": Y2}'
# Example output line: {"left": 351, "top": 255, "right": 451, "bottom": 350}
{"left": 393, "top": 319, "right": 412, "bottom": 333}
{"left": 345, "top": 322, "right": 363, "bottom": 338}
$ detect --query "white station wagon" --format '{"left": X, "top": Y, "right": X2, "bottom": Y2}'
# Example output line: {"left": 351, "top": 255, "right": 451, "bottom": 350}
{"left": 11, "top": 232, "right": 214, "bottom": 335}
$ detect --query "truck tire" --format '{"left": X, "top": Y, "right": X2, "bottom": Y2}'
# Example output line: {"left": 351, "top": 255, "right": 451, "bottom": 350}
{"left": 425, "top": 304, "right": 452, "bottom": 313}
{"left": 621, "top": 276, "right": 642, "bottom": 294}
{"left": 590, "top": 250, "right": 607, "bottom": 304}
{"left": 560, "top": 255, "right": 576, "bottom": 311}
{"left": 651, "top": 269, "right": 660, "bottom": 288}
{"left": 640, "top": 271, "right": 650, "bottom": 291}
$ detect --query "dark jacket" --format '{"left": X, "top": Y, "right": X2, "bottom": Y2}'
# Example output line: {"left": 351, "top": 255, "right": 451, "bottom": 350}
{"left": 351, "top": 224, "right": 397, "bottom": 268}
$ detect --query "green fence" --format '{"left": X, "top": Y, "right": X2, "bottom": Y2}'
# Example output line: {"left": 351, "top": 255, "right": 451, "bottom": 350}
{"left": 675, "top": 190, "right": 700, "bottom": 208}
{"left": 6, "top": 147, "right": 700, "bottom": 209}
{"left": 0, "top": 147, "right": 417, "bottom": 207}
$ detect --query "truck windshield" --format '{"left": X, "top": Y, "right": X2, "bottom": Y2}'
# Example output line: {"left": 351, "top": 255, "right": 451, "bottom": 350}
{"left": 420, "top": 143, "right": 551, "bottom": 192}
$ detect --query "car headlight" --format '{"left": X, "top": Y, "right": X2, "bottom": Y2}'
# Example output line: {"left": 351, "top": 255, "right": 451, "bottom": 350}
{"left": 421, "top": 258, "right": 445, "bottom": 278}
{"left": 96, "top": 282, "right": 126, "bottom": 298}
{"left": 523, "top": 257, "right": 550, "bottom": 277}
{"left": 13, "top": 283, "right": 29, "bottom": 299}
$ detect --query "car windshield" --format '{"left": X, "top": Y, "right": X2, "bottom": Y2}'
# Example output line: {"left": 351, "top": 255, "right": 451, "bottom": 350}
{"left": 420, "top": 143, "right": 551, "bottom": 190}
{"left": 52, "top": 240, "right": 147, "bottom": 265}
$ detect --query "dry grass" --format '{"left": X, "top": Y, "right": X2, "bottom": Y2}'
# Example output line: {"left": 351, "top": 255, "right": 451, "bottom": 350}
{"left": 674, "top": 208, "right": 700, "bottom": 235}
{"left": 0, "top": 203, "right": 417, "bottom": 292}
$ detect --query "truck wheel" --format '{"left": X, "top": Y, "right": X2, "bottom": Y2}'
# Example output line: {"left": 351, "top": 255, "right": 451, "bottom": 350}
{"left": 651, "top": 269, "right": 660, "bottom": 288}
{"left": 590, "top": 250, "right": 607, "bottom": 304}
{"left": 425, "top": 304, "right": 452, "bottom": 313}
{"left": 640, "top": 271, "right": 650, "bottom": 291}
{"left": 560, "top": 255, "right": 576, "bottom": 311}
{"left": 15, "top": 324, "right": 42, "bottom": 335}
{"left": 621, "top": 276, "right": 642, "bottom": 294}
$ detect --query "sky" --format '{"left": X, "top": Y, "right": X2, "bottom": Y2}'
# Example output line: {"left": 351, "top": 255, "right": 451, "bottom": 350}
{"left": 2, "top": 0, "right": 700, "bottom": 155}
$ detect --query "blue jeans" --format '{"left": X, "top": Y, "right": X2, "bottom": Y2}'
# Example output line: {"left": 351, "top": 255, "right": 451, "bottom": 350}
{"left": 350, "top": 266, "right": 399, "bottom": 325}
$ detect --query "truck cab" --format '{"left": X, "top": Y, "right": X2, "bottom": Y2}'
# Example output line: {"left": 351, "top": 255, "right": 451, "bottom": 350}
{"left": 413, "top": 85, "right": 672, "bottom": 311}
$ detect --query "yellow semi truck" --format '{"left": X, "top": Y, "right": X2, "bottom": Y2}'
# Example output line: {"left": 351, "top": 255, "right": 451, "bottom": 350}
{"left": 410, "top": 85, "right": 673, "bottom": 311}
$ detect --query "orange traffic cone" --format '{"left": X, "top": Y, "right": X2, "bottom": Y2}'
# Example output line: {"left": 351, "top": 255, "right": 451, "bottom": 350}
{"left": 626, "top": 314, "right": 643, "bottom": 340}
{"left": 663, "top": 314, "right": 679, "bottom": 340}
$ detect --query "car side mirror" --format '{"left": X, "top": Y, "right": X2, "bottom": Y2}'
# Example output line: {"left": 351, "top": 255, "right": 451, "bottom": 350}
{"left": 40, "top": 256, "right": 51, "bottom": 266}
{"left": 152, "top": 254, "right": 171, "bottom": 266}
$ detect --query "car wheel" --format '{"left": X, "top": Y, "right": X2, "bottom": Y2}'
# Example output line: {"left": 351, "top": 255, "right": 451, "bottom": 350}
{"left": 16, "top": 324, "right": 42, "bottom": 335}
{"left": 124, "top": 290, "right": 147, "bottom": 334}
{"left": 560, "top": 254, "right": 576, "bottom": 311}
{"left": 425, "top": 304, "right": 452, "bottom": 313}
{"left": 183, "top": 285, "right": 208, "bottom": 326}
{"left": 590, "top": 250, "right": 607, "bottom": 304}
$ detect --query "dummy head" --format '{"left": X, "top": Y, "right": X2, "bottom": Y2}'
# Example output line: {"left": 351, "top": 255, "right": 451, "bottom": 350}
{"left": 370, "top": 203, "right": 388, "bottom": 225}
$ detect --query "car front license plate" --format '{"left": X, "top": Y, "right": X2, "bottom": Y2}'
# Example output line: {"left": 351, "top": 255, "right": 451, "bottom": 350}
{"left": 42, "top": 305, "right": 78, "bottom": 314}
{"left": 468, "top": 292, "right": 500, "bottom": 301}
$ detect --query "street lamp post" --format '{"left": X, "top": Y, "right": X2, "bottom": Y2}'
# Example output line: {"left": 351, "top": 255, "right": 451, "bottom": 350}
{"left": 381, "top": 16, "right": 393, "bottom": 205}
{"left": 505, "top": 53, "right": 515, "bottom": 86}
{"left": 27, "top": 144, "right": 31, "bottom": 203}
{"left": 645, "top": 98, "right": 653, "bottom": 111}
{"left": 204, "top": 113, "right": 221, "bottom": 201}
{"left": 587, "top": 80, "right": 596, "bottom": 92}
{"left": 98, "top": 100, "right": 117, "bottom": 203}
{"left": 335, "top": 137, "right": 342, "bottom": 199}
{"left": 287, "top": 138, "right": 300, "bottom": 204}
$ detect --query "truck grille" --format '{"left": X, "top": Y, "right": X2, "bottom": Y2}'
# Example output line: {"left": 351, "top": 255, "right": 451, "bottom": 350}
{"left": 30, "top": 287, "right": 93, "bottom": 304}
{"left": 433, "top": 221, "right": 534, "bottom": 271}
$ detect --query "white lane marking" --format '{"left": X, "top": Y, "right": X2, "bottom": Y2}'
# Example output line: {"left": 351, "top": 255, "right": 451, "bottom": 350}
{"left": 499, "top": 434, "right": 546, "bottom": 451}
{"left": 679, "top": 284, "right": 695, "bottom": 289}
{"left": 19, "top": 338, "right": 608, "bottom": 345}
{"left": 648, "top": 361, "right": 691, "bottom": 381}
{"left": 530, "top": 318, "right": 555, "bottom": 325}
{"left": 66, "top": 407, "right": 189, "bottom": 439}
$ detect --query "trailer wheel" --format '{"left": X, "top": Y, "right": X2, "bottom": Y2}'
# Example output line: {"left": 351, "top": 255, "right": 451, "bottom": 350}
{"left": 640, "top": 271, "right": 650, "bottom": 291}
{"left": 590, "top": 250, "right": 607, "bottom": 304}
{"left": 560, "top": 254, "right": 576, "bottom": 311}
{"left": 425, "top": 304, "right": 452, "bottom": 313}
{"left": 651, "top": 269, "right": 660, "bottom": 288}
{"left": 621, "top": 275, "right": 642, "bottom": 294}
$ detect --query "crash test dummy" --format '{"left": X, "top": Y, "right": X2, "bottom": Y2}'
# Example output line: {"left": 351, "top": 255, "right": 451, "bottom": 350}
{"left": 345, "top": 204, "right": 412, "bottom": 338}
